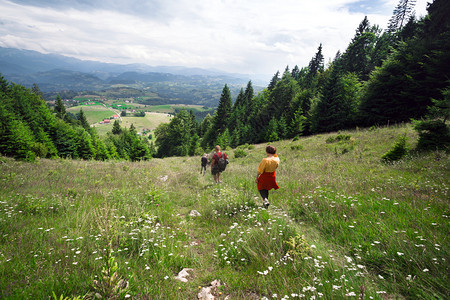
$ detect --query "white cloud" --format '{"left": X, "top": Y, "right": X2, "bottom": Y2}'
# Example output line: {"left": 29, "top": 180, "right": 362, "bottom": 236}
{"left": 0, "top": 0, "right": 432, "bottom": 76}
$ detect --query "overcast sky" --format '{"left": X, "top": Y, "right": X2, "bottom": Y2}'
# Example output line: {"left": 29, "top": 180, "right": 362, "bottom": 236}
{"left": 0, "top": 0, "right": 430, "bottom": 77}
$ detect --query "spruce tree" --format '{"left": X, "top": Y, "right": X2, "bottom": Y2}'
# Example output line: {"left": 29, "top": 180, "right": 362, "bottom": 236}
{"left": 54, "top": 94, "right": 66, "bottom": 120}
{"left": 387, "top": 0, "right": 417, "bottom": 33}
{"left": 268, "top": 71, "right": 280, "bottom": 91}
{"left": 78, "top": 108, "right": 90, "bottom": 132}
{"left": 112, "top": 120, "right": 122, "bottom": 135}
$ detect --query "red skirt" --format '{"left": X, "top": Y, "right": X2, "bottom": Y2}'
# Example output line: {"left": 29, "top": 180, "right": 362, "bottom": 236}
{"left": 257, "top": 172, "right": 279, "bottom": 191}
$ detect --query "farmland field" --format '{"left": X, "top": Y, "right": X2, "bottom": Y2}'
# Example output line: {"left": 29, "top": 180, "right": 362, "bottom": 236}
{"left": 93, "top": 112, "right": 172, "bottom": 137}
{"left": 67, "top": 105, "right": 118, "bottom": 124}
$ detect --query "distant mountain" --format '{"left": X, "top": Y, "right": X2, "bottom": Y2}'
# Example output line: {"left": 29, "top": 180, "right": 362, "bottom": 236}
{"left": 0, "top": 47, "right": 266, "bottom": 106}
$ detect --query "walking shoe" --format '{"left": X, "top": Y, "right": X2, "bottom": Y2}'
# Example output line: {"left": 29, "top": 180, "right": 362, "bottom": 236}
{"left": 263, "top": 198, "right": 270, "bottom": 209}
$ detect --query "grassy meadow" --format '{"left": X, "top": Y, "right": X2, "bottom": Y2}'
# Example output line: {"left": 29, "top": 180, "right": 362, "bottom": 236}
{"left": 92, "top": 112, "right": 172, "bottom": 137}
{"left": 0, "top": 124, "right": 448, "bottom": 299}
{"left": 67, "top": 105, "right": 119, "bottom": 125}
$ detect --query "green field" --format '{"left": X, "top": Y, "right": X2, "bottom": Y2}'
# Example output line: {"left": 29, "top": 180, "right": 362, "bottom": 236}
{"left": 93, "top": 112, "right": 172, "bottom": 137}
{"left": 0, "top": 124, "right": 448, "bottom": 299}
{"left": 67, "top": 105, "right": 117, "bottom": 124}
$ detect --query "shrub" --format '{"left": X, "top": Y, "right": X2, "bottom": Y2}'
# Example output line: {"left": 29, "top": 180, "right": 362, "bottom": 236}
{"left": 382, "top": 135, "right": 408, "bottom": 162}
{"left": 234, "top": 148, "right": 247, "bottom": 158}
{"left": 414, "top": 120, "right": 450, "bottom": 151}
{"left": 326, "top": 134, "right": 351, "bottom": 144}
{"left": 284, "top": 234, "right": 310, "bottom": 259}
{"left": 290, "top": 145, "right": 303, "bottom": 151}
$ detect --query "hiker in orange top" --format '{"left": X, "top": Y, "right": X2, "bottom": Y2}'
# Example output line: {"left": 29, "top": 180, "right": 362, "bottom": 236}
{"left": 255, "top": 145, "right": 280, "bottom": 208}
{"left": 211, "top": 145, "right": 228, "bottom": 183}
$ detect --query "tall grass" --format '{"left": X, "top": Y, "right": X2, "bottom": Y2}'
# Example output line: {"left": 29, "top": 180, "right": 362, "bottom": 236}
{"left": 0, "top": 123, "right": 448, "bottom": 299}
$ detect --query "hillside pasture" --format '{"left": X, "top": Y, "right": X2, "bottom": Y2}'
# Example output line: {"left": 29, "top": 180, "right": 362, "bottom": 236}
{"left": 0, "top": 124, "right": 448, "bottom": 299}
{"left": 67, "top": 105, "right": 117, "bottom": 124}
{"left": 93, "top": 112, "right": 172, "bottom": 137}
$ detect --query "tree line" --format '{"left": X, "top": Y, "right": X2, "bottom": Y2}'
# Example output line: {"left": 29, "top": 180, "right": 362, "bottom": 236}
{"left": 154, "top": 0, "right": 449, "bottom": 157}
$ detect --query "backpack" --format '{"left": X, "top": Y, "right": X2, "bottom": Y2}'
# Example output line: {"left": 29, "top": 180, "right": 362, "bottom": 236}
{"left": 216, "top": 152, "right": 228, "bottom": 172}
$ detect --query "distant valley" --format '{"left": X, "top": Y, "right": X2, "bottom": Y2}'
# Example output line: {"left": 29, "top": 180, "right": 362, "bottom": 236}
{"left": 0, "top": 47, "right": 266, "bottom": 107}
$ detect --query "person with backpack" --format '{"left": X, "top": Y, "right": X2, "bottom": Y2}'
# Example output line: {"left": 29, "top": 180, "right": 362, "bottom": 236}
{"left": 200, "top": 153, "right": 208, "bottom": 176}
{"left": 211, "top": 145, "right": 228, "bottom": 183}
{"left": 255, "top": 145, "right": 280, "bottom": 208}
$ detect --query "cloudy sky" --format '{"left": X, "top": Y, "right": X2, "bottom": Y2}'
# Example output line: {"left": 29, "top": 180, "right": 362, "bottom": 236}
{"left": 0, "top": 0, "right": 430, "bottom": 76}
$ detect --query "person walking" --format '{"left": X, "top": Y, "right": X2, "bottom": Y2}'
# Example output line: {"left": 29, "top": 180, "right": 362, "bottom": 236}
{"left": 200, "top": 153, "right": 208, "bottom": 175}
{"left": 255, "top": 145, "right": 280, "bottom": 208}
{"left": 211, "top": 145, "right": 228, "bottom": 183}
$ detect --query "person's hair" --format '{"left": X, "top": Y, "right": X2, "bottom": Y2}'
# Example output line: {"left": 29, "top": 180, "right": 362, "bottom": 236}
{"left": 266, "top": 145, "right": 276, "bottom": 154}
{"left": 215, "top": 145, "right": 221, "bottom": 151}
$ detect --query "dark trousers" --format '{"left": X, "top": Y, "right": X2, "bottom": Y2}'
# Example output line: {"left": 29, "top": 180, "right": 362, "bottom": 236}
{"left": 259, "top": 189, "right": 269, "bottom": 200}
{"left": 200, "top": 165, "right": 207, "bottom": 174}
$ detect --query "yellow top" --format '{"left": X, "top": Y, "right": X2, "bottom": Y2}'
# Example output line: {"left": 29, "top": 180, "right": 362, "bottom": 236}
{"left": 257, "top": 155, "right": 280, "bottom": 174}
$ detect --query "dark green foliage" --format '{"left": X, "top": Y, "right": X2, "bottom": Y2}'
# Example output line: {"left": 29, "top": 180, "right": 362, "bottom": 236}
{"left": 78, "top": 108, "right": 90, "bottom": 132}
{"left": 414, "top": 120, "right": 450, "bottom": 151}
{"left": 0, "top": 101, "right": 36, "bottom": 161}
{"left": 77, "top": 128, "right": 96, "bottom": 160}
{"left": 154, "top": 109, "right": 198, "bottom": 157}
{"left": 267, "top": 71, "right": 280, "bottom": 91}
{"left": 413, "top": 84, "right": 450, "bottom": 151}
{"left": 359, "top": 0, "right": 450, "bottom": 126}
{"left": 54, "top": 94, "right": 66, "bottom": 120}
{"left": 0, "top": 74, "right": 149, "bottom": 161}
{"left": 105, "top": 126, "right": 151, "bottom": 161}
{"left": 112, "top": 120, "right": 122, "bottom": 135}
{"left": 311, "top": 65, "right": 360, "bottom": 133}
{"left": 305, "top": 44, "right": 324, "bottom": 88}
{"left": 382, "top": 135, "right": 408, "bottom": 162}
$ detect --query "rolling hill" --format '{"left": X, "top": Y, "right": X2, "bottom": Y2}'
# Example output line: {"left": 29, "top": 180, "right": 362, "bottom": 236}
{"left": 0, "top": 47, "right": 265, "bottom": 107}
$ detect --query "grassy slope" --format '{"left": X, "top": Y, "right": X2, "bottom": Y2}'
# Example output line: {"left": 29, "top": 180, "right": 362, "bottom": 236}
{"left": 0, "top": 124, "right": 448, "bottom": 299}
{"left": 67, "top": 105, "right": 116, "bottom": 124}
{"left": 93, "top": 112, "right": 172, "bottom": 137}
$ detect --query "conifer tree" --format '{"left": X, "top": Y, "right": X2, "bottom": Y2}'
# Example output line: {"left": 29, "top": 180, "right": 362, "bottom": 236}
{"left": 112, "top": 120, "right": 122, "bottom": 135}
{"left": 77, "top": 128, "right": 96, "bottom": 160}
{"left": 54, "top": 94, "right": 66, "bottom": 120}
{"left": 244, "top": 80, "right": 254, "bottom": 116}
{"left": 31, "top": 83, "right": 43, "bottom": 99}
{"left": 305, "top": 44, "right": 324, "bottom": 88}
{"left": 268, "top": 71, "right": 280, "bottom": 91}
{"left": 205, "top": 85, "right": 232, "bottom": 148}
{"left": 387, "top": 0, "right": 417, "bottom": 33}
{"left": 78, "top": 108, "right": 90, "bottom": 132}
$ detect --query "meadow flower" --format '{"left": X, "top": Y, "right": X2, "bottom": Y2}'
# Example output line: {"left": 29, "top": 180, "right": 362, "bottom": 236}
{"left": 332, "top": 285, "right": 341, "bottom": 290}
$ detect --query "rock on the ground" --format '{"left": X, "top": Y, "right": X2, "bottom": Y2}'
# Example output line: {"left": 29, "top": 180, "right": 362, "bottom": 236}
{"left": 174, "top": 268, "right": 194, "bottom": 283}
{"left": 198, "top": 280, "right": 221, "bottom": 300}
{"left": 189, "top": 210, "right": 201, "bottom": 217}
